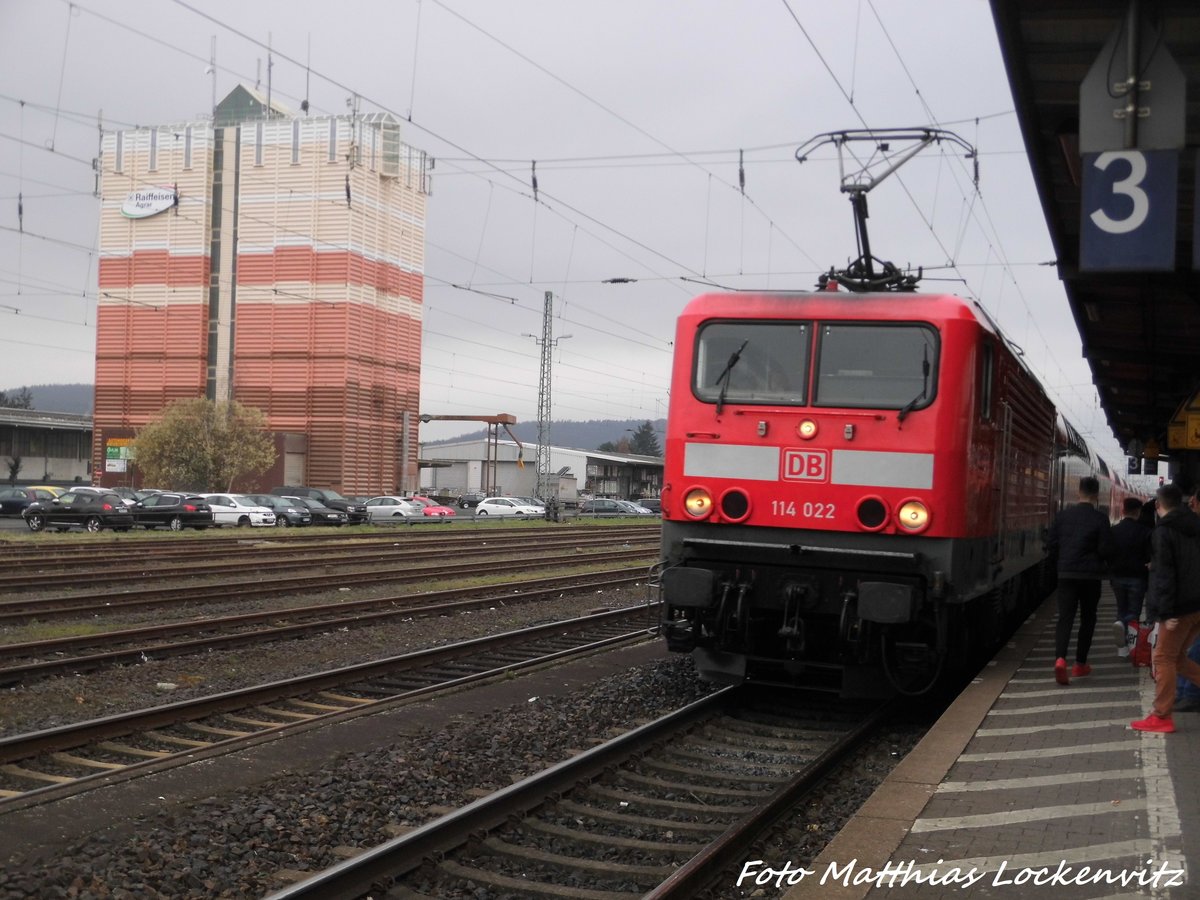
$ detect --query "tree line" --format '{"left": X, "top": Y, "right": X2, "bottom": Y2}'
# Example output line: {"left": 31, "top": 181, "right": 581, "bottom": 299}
{"left": 597, "top": 420, "right": 662, "bottom": 457}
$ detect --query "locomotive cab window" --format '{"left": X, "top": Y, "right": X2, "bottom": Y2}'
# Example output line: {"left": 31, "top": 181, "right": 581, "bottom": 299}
{"left": 814, "top": 323, "right": 939, "bottom": 409}
{"left": 693, "top": 321, "right": 810, "bottom": 406}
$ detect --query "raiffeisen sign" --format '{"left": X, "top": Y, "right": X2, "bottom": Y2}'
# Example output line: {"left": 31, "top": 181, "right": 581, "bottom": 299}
{"left": 121, "top": 187, "right": 176, "bottom": 219}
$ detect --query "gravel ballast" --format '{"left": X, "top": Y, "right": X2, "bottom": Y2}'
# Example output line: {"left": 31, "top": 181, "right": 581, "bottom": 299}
{"left": 1, "top": 570, "right": 933, "bottom": 899}
{"left": 1, "top": 656, "right": 716, "bottom": 899}
{"left": 0, "top": 585, "right": 652, "bottom": 736}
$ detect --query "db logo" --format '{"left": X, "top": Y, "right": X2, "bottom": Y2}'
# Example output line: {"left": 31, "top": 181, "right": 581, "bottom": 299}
{"left": 782, "top": 448, "right": 828, "bottom": 482}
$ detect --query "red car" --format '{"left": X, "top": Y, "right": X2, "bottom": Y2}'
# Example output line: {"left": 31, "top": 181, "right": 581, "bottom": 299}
{"left": 404, "top": 495, "right": 456, "bottom": 517}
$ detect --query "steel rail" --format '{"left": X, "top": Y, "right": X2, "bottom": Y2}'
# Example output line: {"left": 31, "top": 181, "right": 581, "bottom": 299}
{"left": 0, "top": 613, "right": 659, "bottom": 813}
{"left": 0, "top": 569, "right": 649, "bottom": 684}
{"left": 0, "top": 606, "right": 657, "bottom": 767}
{"left": 265, "top": 688, "right": 739, "bottom": 900}
{"left": 0, "top": 520, "right": 662, "bottom": 564}
{"left": 266, "top": 694, "right": 885, "bottom": 900}
{"left": 0, "top": 527, "right": 658, "bottom": 585}
{"left": 642, "top": 703, "right": 889, "bottom": 898}
{"left": 0, "top": 543, "right": 659, "bottom": 624}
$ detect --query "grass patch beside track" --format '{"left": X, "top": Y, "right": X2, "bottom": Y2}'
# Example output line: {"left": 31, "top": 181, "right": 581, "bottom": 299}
{"left": 1, "top": 620, "right": 114, "bottom": 642}
{"left": 0, "top": 515, "right": 660, "bottom": 544}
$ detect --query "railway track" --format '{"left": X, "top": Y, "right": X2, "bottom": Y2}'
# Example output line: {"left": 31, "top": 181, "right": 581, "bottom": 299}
{"left": 0, "top": 606, "right": 658, "bottom": 811}
{"left": 268, "top": 690, "right": 885, "bottom": 899}
{"left": 0, "top": 568, "right": 651, "bottom": 684}
{"left": 0, "top": 541, "right": 660, "bottom": 624}
{"left": 0, "top": 526, "right": 658, "bottom": 589}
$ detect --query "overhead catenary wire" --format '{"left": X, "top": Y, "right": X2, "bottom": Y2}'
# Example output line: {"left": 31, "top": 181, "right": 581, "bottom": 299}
{"left": 1, "top": 3, "right": 1060, "bottom": 440}
{"left": 169, "top": 0, "right": 825, "bottom": 285}
{"left": 859, "top": 0, "right": 1118, "bottom": 449}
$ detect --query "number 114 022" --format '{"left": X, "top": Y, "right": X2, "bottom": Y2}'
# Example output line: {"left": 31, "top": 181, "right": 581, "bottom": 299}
{"left": 771, "top": 500, "right": 835, "bottom": 519}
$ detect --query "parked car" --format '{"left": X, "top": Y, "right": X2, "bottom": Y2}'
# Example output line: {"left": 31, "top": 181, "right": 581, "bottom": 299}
{"left": 27, "top": 484, "right": 64, "bottom": 497}
{"left": 270, "top": 486, "right": 368, "bottom": 524}
{"left": 578, "top": 498, "right": 630, "bottom": 516}
{"left": 458, "top": 491, "right": 487, "bottom": 509}
{"left": 0, "top": 486, "right": 59, "bottom": 516}
{"left": 131, "top": 493, "right": 214, "bottom": 531}
{"left": 242, "top": 494, "right": 313, "bottom": 527}
{"left": 474, "top": 497, "right": 546, "bottom": 517}
{"left": 106, "top": 486, "right": 143, "bottom": 506}
{"left": 283, "top": 496, "right": 348, "bottom": 526}
{"left": 23, "top": 490, "right": 134, "bottom": 533}
{"left": 636, "top": 498, "right": 662, "bottom": 514}
{"left": 201, "top": 494, "right": 277, "bottom": 527}
{"left": 403, "top": 496, "right": 456, "bottom": 517}
{"left": 364, "top": 496, "right": 423, "bottom": 522}
{"left": 616, "top": 500, "right": 656, "bottom": 516}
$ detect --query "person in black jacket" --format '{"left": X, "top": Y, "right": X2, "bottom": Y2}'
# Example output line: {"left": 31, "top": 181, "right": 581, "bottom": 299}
{"left": 1131, "top": 484, "right": 1200, "bottom": 733}
{"left": 1046, "top": 476, "right": 1114, "bottom": 685}
{"left": 1108, "top": 497, "right": 1152, "bottom": 654}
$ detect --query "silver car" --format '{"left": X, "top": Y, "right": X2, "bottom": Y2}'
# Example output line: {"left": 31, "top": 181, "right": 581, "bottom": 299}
{"left": 364, "top": 495, "right": 424, "bottom": 522}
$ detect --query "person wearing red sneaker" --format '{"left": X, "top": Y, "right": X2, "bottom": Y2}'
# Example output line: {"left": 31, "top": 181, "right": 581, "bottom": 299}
{"left": 1047, "top": 476, "right": 1114, "bottom": 685}
{"left": 1132, "top": 483, "right": 1200, "bottom": 734}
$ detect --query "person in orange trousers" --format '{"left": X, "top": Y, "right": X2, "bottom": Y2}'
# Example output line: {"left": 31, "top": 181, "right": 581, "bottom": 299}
{"left": 1132, "top": 483, "right": 1200, "bottom": 733}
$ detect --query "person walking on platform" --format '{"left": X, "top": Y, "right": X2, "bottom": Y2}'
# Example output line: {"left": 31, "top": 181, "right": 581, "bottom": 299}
{"left": 1109, "top": 497, "right": 1151, "bottom": 656}
{"left": 1131, "top": 483, "right": 1200, "bottom": 733}
{"left": 1047, "top": 476, "right": 1114, "bottom": 685}
{"left": 1170, "top": 488, "right": 1200, "bottom": 714}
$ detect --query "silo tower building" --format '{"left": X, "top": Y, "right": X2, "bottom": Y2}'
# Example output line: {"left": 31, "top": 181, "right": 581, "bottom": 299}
{"left": 94, "top": 86, "right": 430, "bottom": 493}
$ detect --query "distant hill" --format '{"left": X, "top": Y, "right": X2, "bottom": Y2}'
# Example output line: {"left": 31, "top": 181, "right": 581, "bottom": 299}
{"left": 11, "top": 383, "right": 93, "bottom": 415}
{"left": 428, "top": 418, "right": 666, "bottom": 452}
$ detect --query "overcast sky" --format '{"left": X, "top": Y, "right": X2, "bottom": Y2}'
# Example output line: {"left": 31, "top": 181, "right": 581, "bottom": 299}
{"left": 0, "top": 0, "right": 1127, "bottom": 462}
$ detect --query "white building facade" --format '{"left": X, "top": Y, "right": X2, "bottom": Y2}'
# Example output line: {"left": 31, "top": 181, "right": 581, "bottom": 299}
{"left": 419, "top": 439, "right": 662, "bottom": 500}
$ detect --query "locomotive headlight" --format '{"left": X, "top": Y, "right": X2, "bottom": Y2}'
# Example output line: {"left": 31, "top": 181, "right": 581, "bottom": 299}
{"left": 797, "top": 419, "right": 818, "bottom": 440}
{"left": 683, "top": 488, "right": 714, "bottom": 519}
{"left": 897, "top": 499, "right": 931, "bottom": 533}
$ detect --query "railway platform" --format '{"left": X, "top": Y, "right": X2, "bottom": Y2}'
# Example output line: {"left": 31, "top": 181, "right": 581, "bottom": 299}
{"left": 782, "top": 589, "right": 1196, "bottom": 899}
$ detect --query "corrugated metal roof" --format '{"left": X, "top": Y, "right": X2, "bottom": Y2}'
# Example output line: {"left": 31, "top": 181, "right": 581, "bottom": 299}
{"left": 0, "top": 407, "right": 92, "bottom": 429}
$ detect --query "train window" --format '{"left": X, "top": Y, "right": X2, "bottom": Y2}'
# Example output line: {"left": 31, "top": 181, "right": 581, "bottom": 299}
{"left": 693, "top": 321, "right": 810, "bottom": 406}
{"left": 813, "top": 323, "right": 939, "bottom": 409}
{"left": 980, "top": 342, "right": 994, "bottom": 420}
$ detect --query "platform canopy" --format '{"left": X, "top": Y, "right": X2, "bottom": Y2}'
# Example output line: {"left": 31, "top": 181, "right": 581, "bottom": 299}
{"left": 990, "top": 1, "right": 1200, "bottom": 459}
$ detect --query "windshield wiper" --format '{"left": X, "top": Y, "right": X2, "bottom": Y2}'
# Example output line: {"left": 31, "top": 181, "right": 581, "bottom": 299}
{"left": 897, "top": 344, "right": 931, "bottom": 423}
{"left": 714, "top": 339, "right": 748, "bottom": 416}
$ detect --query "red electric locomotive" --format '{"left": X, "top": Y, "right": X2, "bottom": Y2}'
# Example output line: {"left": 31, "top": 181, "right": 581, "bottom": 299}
{"left": 657, "top": 288, "right": 1124, "bottom": 696}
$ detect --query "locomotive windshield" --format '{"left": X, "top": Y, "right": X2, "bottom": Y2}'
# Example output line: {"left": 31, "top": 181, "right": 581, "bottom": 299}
{"left": 694, "top": 321, "right": 810, "bottom": 405}
{"left": 814, "top": 323, "right": 939, "bottom": 409}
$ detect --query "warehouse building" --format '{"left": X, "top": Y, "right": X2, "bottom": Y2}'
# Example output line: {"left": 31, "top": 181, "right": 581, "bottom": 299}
{"left": 419, "top": 439, "right": 663, "bottom": 502}
{"left": 0, "top": 407, "right": 92, "bottom": 485}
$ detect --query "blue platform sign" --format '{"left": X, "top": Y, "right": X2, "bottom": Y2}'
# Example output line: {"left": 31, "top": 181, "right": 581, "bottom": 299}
{"left": 1080, "top": 150, "right": 1177, "bottom": 272}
